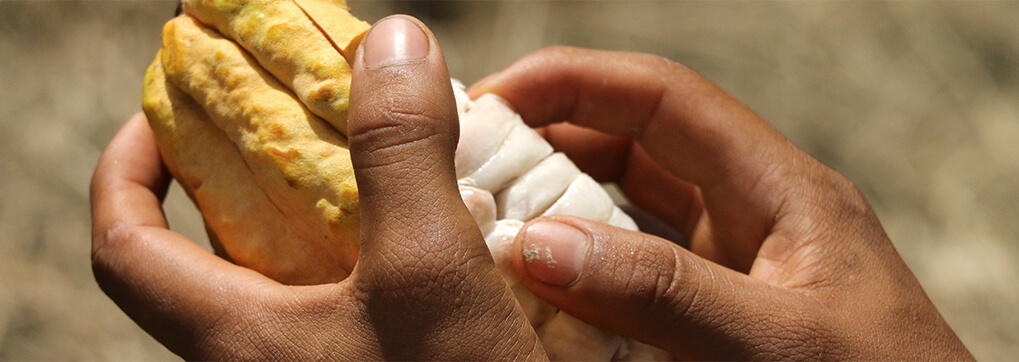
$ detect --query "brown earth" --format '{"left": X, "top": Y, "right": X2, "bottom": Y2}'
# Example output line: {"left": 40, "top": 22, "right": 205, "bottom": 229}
{"left": 1, "top": 0, "right": 1017, "bottom": 359}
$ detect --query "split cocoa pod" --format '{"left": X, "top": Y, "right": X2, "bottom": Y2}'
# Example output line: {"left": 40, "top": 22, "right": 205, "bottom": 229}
{"left": 142, "top": 0, "right": 369, "bottom": 284}
{"left": 143, "top": 2, "right": 671, "bottom": 359}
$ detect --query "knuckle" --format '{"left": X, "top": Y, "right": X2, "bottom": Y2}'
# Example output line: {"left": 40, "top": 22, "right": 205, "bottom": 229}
{"left": 829, "top": 175, "right": 873, "bottom": 217}
{"left": 809, "top": 166, "right": 869, "bottom": 210}
{"left": 90, "top": 223, "right": 134, "bottom": 283}
{"left": 656, "top": 249, "right": 709, "bottom": 326}
{"left": 621, "top": 237, "right": 697, "bottom": 325}
{"left": 353, "top": 114, "right": 441, "bottom": 153}
{"left": 807, "top": 169, "right": 881, "bottom": 230}
{"left": 646, "top": 248, "right": 681, "bottom": 310}
{"left": 349, "top": 99, "right": 457, "bottom": 170}
{"left": 773, "top": 157, "right": 881, "bottom": 238}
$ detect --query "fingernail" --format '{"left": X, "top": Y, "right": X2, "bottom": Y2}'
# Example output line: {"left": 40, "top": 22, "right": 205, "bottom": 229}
{"left": 363, "top": 16, "right": 429, "bottom": 69}
{"left": 521, "top": 220, "right": 590, "bottom": 286}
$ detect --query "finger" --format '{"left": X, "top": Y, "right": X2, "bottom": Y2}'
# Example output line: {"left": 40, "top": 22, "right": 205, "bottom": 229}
{"left": 346, "top": 16, "right": 541, "bottom": 359}
{"left": 471, "top": 46, "right": 812, "bottom": 270}
{"left": 538, "top": 123, "right": 704, "bottom": 242}
{"left": 91, "top": 115, "right": 283, "bottom": 358}
{"left": 91, "top": 114, "right": 171, "bottom": 239}
{"left": 512, "top": 217, "right": 820, "bottom": 360}
{"left": 537, "top": 123, "right": 632, "bottom": 182}
{"left": 348, "top": 15, "right": 486, "bottom": 275}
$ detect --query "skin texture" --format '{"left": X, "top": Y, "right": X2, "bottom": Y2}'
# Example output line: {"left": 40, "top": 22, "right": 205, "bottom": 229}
{"left": 469, "top": 46, "right": 974, "bottom": 360}
{"left": 92, "top": 16, "right": 543, "bottom": 360}
{"left": 93, "top": 15, "right": 973, "bottom": 361}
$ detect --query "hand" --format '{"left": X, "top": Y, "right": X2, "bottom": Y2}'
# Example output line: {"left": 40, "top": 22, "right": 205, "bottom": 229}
{"left": 470, "top": 46, "right": 973, "bottom": 360}
{"left": 90, "top": 16, "right": 543, "bottom": 360}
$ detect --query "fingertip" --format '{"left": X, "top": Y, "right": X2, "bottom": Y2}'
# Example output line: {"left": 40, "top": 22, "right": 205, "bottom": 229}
{"left": 347, "top": 13, "right": 453, "bottom": 138}
{"left": 350, "top": 14, "right": 440, "bottom": 86}
{"left": 346, "top": 14, "right": 488, "bottom": 273}
{"left": 516, "top": 218, "right": 592, "bottom": 287}
{"left": 360, "top": 15, "right": 429, "bottom": 70}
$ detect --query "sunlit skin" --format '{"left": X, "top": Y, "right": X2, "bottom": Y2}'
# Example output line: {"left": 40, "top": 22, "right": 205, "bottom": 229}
{"left": 92, "top": 16, "right": 542, "bottom": 360}
{"left": 92, "top": 15, "right": 971, "bottom": 360}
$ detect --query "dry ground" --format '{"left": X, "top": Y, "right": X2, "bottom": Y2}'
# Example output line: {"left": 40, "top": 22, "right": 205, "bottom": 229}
{"left": 1, "top": 0, "right": 1017, "bottom": 359}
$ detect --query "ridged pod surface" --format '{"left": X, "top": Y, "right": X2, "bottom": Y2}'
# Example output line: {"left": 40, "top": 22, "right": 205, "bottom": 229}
{"left": 141, "top": 1, "right": 667, "bottom": 359}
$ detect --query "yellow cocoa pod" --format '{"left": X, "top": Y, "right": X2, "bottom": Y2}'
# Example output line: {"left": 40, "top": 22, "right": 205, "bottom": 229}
{"left": 140, "top": 3, "right": 668, "bottom": 358}
{"left": 142, "top": 0, "right": 368, "bottom": 284}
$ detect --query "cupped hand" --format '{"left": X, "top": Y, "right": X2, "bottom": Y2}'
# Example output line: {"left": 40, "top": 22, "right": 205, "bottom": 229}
{"left": 471, "top": 46, "right": 972, "bottom": 360}
{"left": 90, "top": 16, "right": 543, "bottom": 360}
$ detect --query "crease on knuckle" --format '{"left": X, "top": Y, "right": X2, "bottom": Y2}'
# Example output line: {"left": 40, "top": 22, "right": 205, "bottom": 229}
{"left": 786, "top": 168, "right": 883, "bottom": 249}
{"left": 350, "top": 88, "right": 455, "bottom": 161}
{"left": 635, "top": 58, "right": 680, "bottom": 140}
{"left": 630, "top": 81, "right": 668, "bottom": 141}
{"left": 666, "top": 252, "right": 710, "bottom": 328}
{"left": 628, "top": 240, "right": 697, "bottom": 330}
{"left": 91, "top": 222, "right": 135, "bottom": 279}
{"left": 352, "top": 110, "right": 445, "bottom": 149}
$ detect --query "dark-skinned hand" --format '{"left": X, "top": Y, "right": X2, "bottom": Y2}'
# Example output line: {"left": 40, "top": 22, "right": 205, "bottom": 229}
{"left": 91, "top": 16, "right": 544, "bottom": 360}
{"left": 469, "top": 46, "right": 973, "bottom": 360}
{"left": 93, "top": 13, "right": 972, "bottom": 360}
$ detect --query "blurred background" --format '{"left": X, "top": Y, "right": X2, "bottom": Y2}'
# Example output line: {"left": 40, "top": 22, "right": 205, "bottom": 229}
{"left": 2, "top": 0, "right": 1018, "bottom": 359}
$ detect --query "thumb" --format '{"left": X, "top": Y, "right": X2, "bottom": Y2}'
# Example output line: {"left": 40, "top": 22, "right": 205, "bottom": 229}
{"left": 347, "top": 16, "right": 482, "bottom": 270}
{"left": 513, "top": 216, "right": 817, "bottom": 360}
{"left": 345, "top": 17, "right": 544, "bottom": 359}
